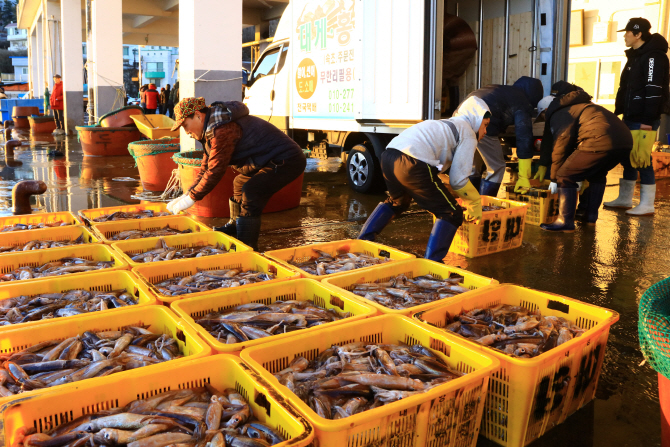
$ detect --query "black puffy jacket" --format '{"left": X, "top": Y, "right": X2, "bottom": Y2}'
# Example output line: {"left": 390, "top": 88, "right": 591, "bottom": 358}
{"left": 615, "top": 33, "right": 670, "bottom": 125}
{"left": 465, "top": 76, "right": 544, "bottom": 159}
{"left": 539, "top": 90, "right": 633, "bottom": 181}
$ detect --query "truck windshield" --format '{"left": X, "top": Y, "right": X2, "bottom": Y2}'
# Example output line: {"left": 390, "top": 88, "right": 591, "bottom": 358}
{"left": 249, "top": 47, "right": 280, "bottom": 85}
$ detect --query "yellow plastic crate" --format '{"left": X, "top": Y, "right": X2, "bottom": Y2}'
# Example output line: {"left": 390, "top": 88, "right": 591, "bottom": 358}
{"left": 264, "top": 239, "right": 415, "bottom": 280}
{"left": 133, "top": 251, "right": 300, "bottom": 303}
{"left": 322, "top": 258, "right": 497, "bottom": 316}
{"left": 91, "top": 215, "right": 211, "bottom": 243}
{"left": 450, "top": 197, "right": 528, "bottom": 258}
{"left": 0, "top": 355, "right": 313, "bottom": 447}
{"left": 652, "top": 151, "right": 670, "bottom": 179}
{"left": 0, "top": 211, "right": 80, "bottom": 231}
{"left": 505, "top": 185, "right": 558, "bottom": 226}
{"left": 79, "top": 203, "right": 169, "bottom": 225}
{"left": 241, "top": 315, "right": 498, "bottom": 447}
{"left": 130, "top": 114, "right": 179, "bottom": 139}
{"left": 0, "top": 225, "right": 100, "bottom": 254}
{"left": 172, "top": 278, "right": 377, "bottom": 354}
{"left": 413, "top": 284, "right": 620, "bottom": 447}
{"left": 0, "top": 305, "right": 211, "bottom": 405}
{"left": 0, "top": 244, "right": 128, "bottom": 284}
{"left": 0, "top": 270, "right": 156, "bottom": 331}
{"left": 111, "top": 231, "right": 252, "bottom": 267}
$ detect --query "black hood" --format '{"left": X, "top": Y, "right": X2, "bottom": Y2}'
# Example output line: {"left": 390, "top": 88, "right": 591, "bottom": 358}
{"left": 626, "top": 33, "right": 669, "bottom": 57}
{"left": 546, "top": 89, "right": 592, "bottom": 121}
{"left": 550, "top": 81, "right": 581, "bottom": 97}
{"left": 513, "top": 76, "right": 544, "bottom": 107}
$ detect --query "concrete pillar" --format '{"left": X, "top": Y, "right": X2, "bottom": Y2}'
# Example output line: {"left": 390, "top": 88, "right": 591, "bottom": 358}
{"left": 91, "top": 0, "right": 123, "bottom": 120}
{"left": 35, "top": 18, "right": 44, "bottom": 98}
{"left": 28, "top": 31, "right": 37, "bottom": 98}
{"left": 43, "top": 0, "right": 62, "bottom": 82}
{"left": 60, "top": 0, "right": 84, "bottom": 133}
{"left": 179, "top": 0, "right": 242, "bottom": 151}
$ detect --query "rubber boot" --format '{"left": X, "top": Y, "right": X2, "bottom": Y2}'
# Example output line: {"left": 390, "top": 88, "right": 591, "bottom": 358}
{"left": 236, "top": 216, "right": 262, "bottom": 251}
{"left": 424, "top": 218, "right": 458, "bottom": 263}
{"left": 626, "top": 184, "right": 656, "bottom": 216}
{"left": 575, "top": 186, "right": 590, "bottom": 220}
{"left": 540, "top": 187, "right": 578, "bottom": 233}
{"left": 213, "top": 198, "right": 240, "bottom": 235}
{"left": 480, "top": 178, "right": 501, "bottom": 197}
{"left": 603, "top": 179, "right": 635, "bottom": 209}
{"left": 582, "top": 182, "right": 606, "bottom": 224}
{"left": 358, "top": 202, "right": 396, "bottom": 241}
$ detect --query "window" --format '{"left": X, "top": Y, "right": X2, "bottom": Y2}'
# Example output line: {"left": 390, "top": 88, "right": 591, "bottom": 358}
{"left": 249, "top": 47, "right": 280, "bottom": 85}
{"left": 146, "top": 62, "right": 163, "bottom": 72}
{"left": 123, "top": 47, "right": 129, "bottom": 56}
{"left": 568, "top": 57, "right": 625, "bottom": 106}
{"left": 276, "top": 44, "right": 289, "bottom": 73}
{"left": 22, "top": 68, "right": 27, "bottom": 74}
{"left": 597, "top": 61, "right": 622, "bottom": 101}
{"left": 567, "top": 61, "right": 597, "bottom": 98}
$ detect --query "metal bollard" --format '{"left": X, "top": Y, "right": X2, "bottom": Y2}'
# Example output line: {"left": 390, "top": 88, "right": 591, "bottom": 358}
{"left": 12, "top": 180, "right": 47, "bottom": 215}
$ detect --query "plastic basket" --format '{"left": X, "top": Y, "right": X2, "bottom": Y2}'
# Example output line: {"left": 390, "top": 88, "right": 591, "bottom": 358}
{"left": 241, "top": 315, "right": 498, "bottom": 447}
{"left": 0, "top": 355, "right": 313, "bottom": 447}
{"left": 264, "top": 239, "right": 415, "bottom": 280}
{"left": 0, "top": 212, "right": 80, "bottom": 232}
{"left": 322, "top": 258, "right": 498, "bottom": 316}
{"left": 130, "top": 114, "right": 179, "bottom": 139}
{"left": 0, "top": 244, "right": 128, "bottom": 284}
{"left": 79, "top": 203, "right": 169, "bottom": 225}
{"left": 639, "top": 276, "right": 670, "bottom": 379}
{"left": 413, "top": 284, "right": 619, "bottom": 447}
{"left": 652, "top": 151, "right": 670, "bottom": 179}
{"left": 0, "top": 270, "right": 156, "bottom": 331}
{"left": 0, "top": 225, "right": 100, "bottom": 254}
{"left": 505, "top": 185, "right": 558, "bottom": 226}
{"left": 111, "top": 231, "right": 252, "bottom": 267}
{"left": 450, "top": 197, "right": 528, "bottom": 258}
{"left": 0, "top": 305, "right": 210, "bottom": 405}
{"left": 172, "top": 278, "right": 377, "bottom": 354}
{"left": 91, "top": 215, "right": 211, "bottom": 243}
{"left": 133, "top": 251, "right": 300, "bottom": 303}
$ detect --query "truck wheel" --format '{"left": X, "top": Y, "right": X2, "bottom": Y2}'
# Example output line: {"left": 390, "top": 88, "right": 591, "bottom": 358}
{"left": 346, "top": 144, "right": 383, "bottom": 193}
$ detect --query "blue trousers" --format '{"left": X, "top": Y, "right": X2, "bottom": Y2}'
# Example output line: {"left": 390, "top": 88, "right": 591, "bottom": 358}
{"left": 622, "top": 120, "right": 659, "bottom": 185}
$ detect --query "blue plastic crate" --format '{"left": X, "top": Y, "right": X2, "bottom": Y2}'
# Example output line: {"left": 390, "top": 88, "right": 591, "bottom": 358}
{"left": 0, "top": 98, "right": 44, "bottom": 122}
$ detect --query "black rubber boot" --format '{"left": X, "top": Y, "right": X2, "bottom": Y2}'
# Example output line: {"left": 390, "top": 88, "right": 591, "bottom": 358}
{"left": 213, "top": 198, "right": 240, "bottom": 235}
{"left": 236, "top": 216, "right": 262, "bottom": 251}
{"left": 424, "top": 218, "right": 458, "bottom": 262}
{"left": 540, "top": 187, "right": 578, "bottom": 233}
{"left": 582, "top": 182, "right": 606, "bottom": 224}
{"left": 480, "top": 178, "right": 501, "bottom": 197}
{"left": 358, "top": 202, "right": 396, "bottom": 241}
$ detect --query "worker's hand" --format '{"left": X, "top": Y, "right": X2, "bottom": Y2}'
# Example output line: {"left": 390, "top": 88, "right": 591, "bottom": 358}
{"left": 453, "top": 181, "right": 482, "bottom": 225}
{"left": 548, "top": 182, "right": 558, "bottom": 194}
{"left": 167, "top": 194, "right": 195, "bottom": 214}
{"left": 514, "top": 158, "right": 532, "bottom": 194}
{"left": 533, "top": 165, "right": 548, "bottom": 182}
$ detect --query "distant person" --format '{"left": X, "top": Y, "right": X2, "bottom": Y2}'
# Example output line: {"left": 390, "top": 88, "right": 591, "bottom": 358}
{"left": 0, "top": 88, "right": 8, "bottom": 100}
{"left": 159, "top": 87, "right": 166, "bottom": 115}
{"left": 454, "top": 76, "right": 544, "bottom": 197}
{"left": 139, "top": 84, "right": 148, "bottom": 113}
{"left": 604, "top": 18, "right": 670, "bottom": 216}
{"left": 169, "top": 81, "right": 179, "bottom": 116}
{"left": 144, "top": 84, "right": 160, "bottom": 115}
{"left": 164, "top": 84, "right": 172, "bottom": 118}
{"left": 50, "top": 74, "right": 64, "bottom": 135}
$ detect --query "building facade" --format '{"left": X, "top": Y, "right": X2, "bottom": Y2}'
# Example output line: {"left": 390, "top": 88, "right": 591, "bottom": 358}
{"left": 6, "top": 23, "right": 27, "bottom": 51}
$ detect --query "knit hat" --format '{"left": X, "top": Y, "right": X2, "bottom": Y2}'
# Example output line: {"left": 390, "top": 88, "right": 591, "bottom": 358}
{"left": 171, "top": 97, "right": 207, "bottom": 131}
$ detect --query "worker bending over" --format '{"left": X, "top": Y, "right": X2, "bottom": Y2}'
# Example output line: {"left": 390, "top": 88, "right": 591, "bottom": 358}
{"left": 358, "top": 96, "right": 491, "bottom": 262}
{"left": 167, "top": 98, "right": 306, "bottom": 250}
{"left": 454, "top": 76, "right": 544, "bottom": 196}
{"left": 537, "top": 83, "right": 633, "bottom": 232}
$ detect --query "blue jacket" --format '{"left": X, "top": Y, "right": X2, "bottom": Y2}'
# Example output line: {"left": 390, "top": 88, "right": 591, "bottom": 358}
{"left": 464, "top": 76, "right": 543, "bottom": 159}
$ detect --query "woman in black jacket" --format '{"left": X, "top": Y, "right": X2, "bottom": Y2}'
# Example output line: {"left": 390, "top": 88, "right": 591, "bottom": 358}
{"left": 538, "top": 84, "right": 633, "bottom": 232}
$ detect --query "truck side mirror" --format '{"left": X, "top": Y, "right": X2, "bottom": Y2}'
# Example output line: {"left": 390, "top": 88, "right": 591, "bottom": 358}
{"left": 242, "top": 69, "right": 249, "bottom": 86}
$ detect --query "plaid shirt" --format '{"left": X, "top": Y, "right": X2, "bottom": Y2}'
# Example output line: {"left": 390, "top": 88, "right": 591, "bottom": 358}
{"left": 204, "top": 102, "right": 233, "bottom": 140}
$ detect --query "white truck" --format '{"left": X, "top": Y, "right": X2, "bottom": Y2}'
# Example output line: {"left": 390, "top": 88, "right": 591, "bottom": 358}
{"left": 243, "top": 0, "right": 570, "bottom": 193}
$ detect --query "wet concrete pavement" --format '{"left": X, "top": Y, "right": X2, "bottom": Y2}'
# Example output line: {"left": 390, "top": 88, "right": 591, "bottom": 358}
{"left": 1, "top": 130, "right": 665, "bottom": 446}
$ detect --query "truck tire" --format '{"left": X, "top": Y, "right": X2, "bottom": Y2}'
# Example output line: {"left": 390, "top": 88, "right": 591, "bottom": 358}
{"left": 346, "top": 144, "right": 384, "bottom": 193}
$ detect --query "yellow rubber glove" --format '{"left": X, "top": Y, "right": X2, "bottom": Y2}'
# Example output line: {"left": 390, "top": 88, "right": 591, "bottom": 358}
{"left": 454, "top": 181, "right": 482, "bottom": 224}
{"left": 630, "top": 130, "right": 656, "bottom": 169}
{"left": 579, "top": 179, "right": 589, "bottom": 195}
{"left": 533, "top": 165, "right": 548, "bottom": 183}
{"left": 514, "top": 158, "right": 532, "bottom": 193}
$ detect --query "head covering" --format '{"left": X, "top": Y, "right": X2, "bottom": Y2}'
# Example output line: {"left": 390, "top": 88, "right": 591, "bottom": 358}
{"left": 618, "top": 17, "right": 652, "bottom": 33}
{"left": 53, "top": 74, "right": 61, "bottom": 79}
{"left": 536, "top": 95, "right": 554, "bottom": 117}
{"left": 512, "top": 76, "right": 544, "bottom": 109}
{"left": 550, "top": 81, "right": 581, "bottom": 97}
{"left": 453, "top": 96, "right": 491, "bottom": 134}
{"left": 171, "top": 97, "right": 207, "bottom": 131}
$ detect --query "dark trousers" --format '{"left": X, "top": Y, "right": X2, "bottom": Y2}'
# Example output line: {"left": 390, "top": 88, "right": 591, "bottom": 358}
{"left": 145, "top": 109, "right": 156, "bottom": 115}
{"left": 381, "top": 149, "right": 464, "bottom": 227}
{"left": 555, "top": 149, "right": 630, "bottom": 187}
{"left": 53, "top": 109, "right": 64, "bottom": 130}
{"left": 166, "top": 103, "right": 174, "bottom": 118}
{"left": 233, "top": 154, "right": 306, "bottom": 217}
